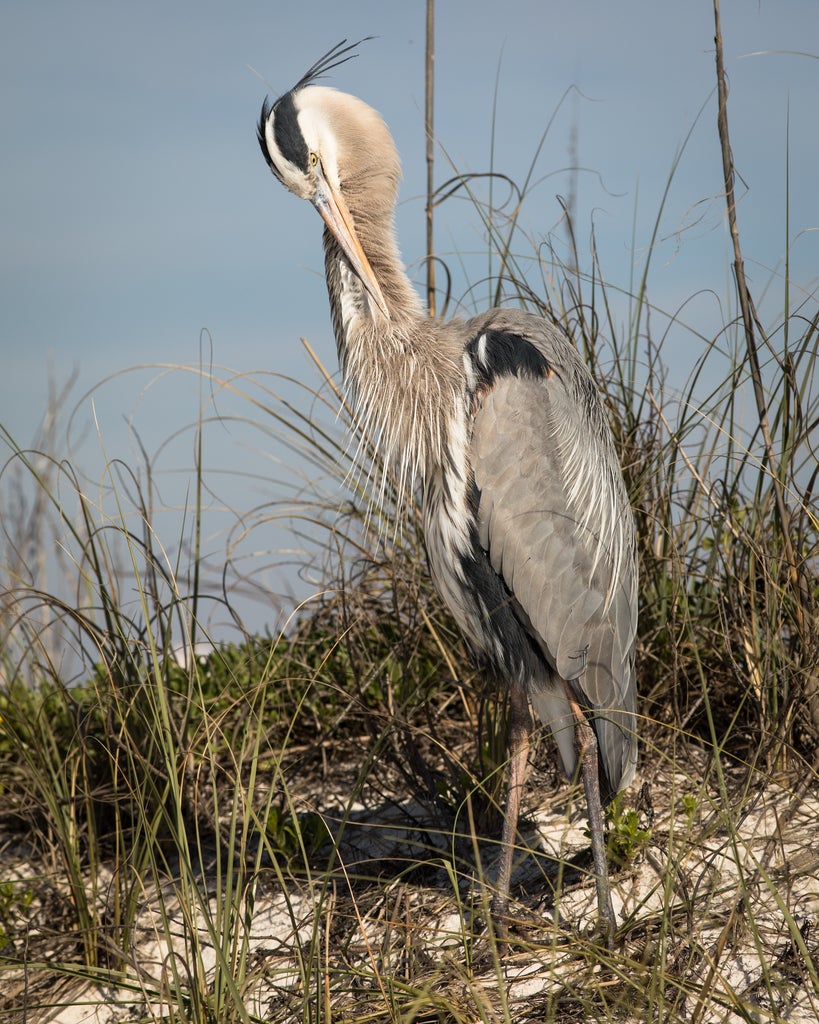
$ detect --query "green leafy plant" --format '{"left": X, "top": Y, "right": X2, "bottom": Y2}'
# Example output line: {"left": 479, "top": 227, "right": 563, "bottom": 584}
{"left": 0, "top": 881, "right": 33, "bottom": 952}
{"left": 605, "top": 795, "right": 652, "bottom": 870}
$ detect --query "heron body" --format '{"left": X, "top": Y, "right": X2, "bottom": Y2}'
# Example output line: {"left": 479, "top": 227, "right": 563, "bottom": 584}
{"left": 258, "top": 42, "right": 638, "bottom": 941}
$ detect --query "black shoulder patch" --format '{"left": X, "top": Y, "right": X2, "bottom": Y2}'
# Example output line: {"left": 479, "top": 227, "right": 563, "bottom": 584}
{"left": 272, "top": 90, "right": 309, "bottom": 172}
{"left": 465, "top": 330, "right": 551, "bottom": 391}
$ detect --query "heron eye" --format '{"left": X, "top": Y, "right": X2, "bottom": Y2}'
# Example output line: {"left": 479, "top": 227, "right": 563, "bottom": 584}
{"left": 309, "top": 152, "right": 318, "bottom": 167}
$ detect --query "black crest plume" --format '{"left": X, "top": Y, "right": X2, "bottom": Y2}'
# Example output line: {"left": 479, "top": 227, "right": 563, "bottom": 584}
{"left": 292, "top": 37, "right": 374, "bottom": 91}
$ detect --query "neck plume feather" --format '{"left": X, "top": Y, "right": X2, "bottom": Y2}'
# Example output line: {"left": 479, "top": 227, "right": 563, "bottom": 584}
{"left": 322, "top": 205, "right": 463, "bottom": 515}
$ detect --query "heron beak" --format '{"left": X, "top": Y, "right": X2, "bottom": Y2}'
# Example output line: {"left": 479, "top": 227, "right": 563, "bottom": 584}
{"left": 312, "top": 168, "right": 390, "bottom": 321}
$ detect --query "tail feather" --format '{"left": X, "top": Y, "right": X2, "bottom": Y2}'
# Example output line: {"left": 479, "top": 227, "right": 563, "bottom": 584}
{"left": 529, "top": 687, "right": 636, "bottom": 805}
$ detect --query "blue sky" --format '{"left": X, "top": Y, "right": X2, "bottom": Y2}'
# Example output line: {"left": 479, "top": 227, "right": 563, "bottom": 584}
{"left": 1, "top": 1, "right": 817, "bottom": 640}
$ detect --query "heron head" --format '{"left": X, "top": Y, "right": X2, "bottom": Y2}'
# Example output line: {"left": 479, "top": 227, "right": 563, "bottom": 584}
{"left": 257, "top": 42, "right": 395, "bottom": 318}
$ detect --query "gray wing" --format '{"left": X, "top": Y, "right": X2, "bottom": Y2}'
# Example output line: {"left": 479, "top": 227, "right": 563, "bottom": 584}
{"left": 466, "top": 309, "right": 638, "bottom": 792}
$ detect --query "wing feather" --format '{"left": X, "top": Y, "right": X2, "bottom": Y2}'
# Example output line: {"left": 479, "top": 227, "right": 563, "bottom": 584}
{"left": 465, "top": 310, "right": 638, "bottom": 792}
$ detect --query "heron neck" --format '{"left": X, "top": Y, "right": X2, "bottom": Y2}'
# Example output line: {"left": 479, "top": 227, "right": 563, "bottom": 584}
{"left": 322, "top": 227, "right": 462, "bottom": 498}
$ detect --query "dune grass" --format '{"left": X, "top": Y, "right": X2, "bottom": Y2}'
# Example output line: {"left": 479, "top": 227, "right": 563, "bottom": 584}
{"left": 1, "top": 6, "right": 818, "bottom": 1022}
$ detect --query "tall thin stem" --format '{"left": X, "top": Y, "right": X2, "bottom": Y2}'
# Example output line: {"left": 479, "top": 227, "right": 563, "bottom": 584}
{"left": 425, "top": 0, "right": 436, "bottom": 317}
{"left": 713, "top": 0, "right": 816, "bottom": 738}
{"left": 713, "top": 0, "right": 789, "bottom": 559}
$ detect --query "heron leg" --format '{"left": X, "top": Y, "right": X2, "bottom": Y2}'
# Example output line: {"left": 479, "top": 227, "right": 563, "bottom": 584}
{"left": 563, "top": 682, "right": 616, "bottom": 949}
{"left": 490, "top": 683, "right": 532, "bottom": 939}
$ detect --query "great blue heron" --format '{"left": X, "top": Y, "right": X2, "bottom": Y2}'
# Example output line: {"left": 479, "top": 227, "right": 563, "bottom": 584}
{"left": 257, "top": 40, "right": 638, "bottom": 943}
